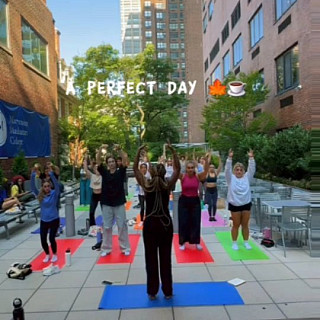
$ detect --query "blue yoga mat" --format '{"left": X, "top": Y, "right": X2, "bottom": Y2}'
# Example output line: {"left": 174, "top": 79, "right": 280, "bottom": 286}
{"left": 99, "top": 282, "right": 244, "bottom": 309}
{"left": 31, "top": 217, "right": 66, "bottom": 234}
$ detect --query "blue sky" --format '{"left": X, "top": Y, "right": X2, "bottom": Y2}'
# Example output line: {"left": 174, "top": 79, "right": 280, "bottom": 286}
{"left": 46, "top": 0, "right": 122, "bottom": 65}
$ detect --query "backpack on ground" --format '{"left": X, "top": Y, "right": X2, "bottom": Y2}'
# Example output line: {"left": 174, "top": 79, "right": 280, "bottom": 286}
{"left": 260, "top": 238, "right": 275, "bottom": 248}
{"left": 7, "top": 263, "right": 32, "bottom": 280}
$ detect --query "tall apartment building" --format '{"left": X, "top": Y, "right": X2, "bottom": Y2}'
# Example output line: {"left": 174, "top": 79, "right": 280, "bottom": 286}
{"left": 202, "top": 0, "right": 314, "bottom": 131}
{"left": 139, "top": 0, "right": 205, "bottom": 143}
{"left": 120, "top": 0, "right": 142, "bottom": 56}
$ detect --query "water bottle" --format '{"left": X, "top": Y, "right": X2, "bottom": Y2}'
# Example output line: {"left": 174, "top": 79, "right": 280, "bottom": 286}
{"left": 86, "top": 218, "right": 90, "bottom": 231}
{"left": 65, "top": 248, "right": 71, "bottom": 266}
{"left": 12, "top": 298, "right": 24, "bottom": 320}
{"left": 59, "top": 224, "right": 63, "bottom": 234}
{"left": 223, "top": 214, "right": 228, "bottom": 226}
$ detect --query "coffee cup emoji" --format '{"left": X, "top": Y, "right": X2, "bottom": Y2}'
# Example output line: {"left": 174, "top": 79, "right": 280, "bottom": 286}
{"left": 228, "top": 81, "right": 246, "bottom": 94}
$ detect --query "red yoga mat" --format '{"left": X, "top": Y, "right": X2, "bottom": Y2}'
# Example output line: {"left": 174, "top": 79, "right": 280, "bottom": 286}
{"left": 96, "top": 234, "right": 140, "bottom": 264}
{"left": 173, "top": 234, "right": 214, "bottom": 263}
{"left": 30, "top": 239, "right": 84, "bottom": 271}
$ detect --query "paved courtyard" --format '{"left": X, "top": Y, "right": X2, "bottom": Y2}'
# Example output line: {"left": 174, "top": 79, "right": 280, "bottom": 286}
{"left": 0, "top": 179, "right": 319, "bottom": 320}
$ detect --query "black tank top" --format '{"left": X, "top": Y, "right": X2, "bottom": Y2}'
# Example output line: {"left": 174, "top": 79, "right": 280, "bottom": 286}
{"left": 206, "top": 174, "right": 217, "bottom": 183}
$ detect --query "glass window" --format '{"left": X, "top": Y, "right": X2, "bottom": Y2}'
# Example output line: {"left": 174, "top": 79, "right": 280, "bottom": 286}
{"left": 208, "top": 0, "right": 214, "bottom": 20}
{"left": 145, "top": 41, "right": 152, "bottom": 46}
{"left": 144, "top": 1, "right": 151, "bottom": 7}
{"left": 181, "top": 62, "right": 186, "bottom": 69}
{"left": 250, "top": 7, "right": 263, "bottom": 48}
{"left": 183, "top": 121, "right": 187, "bottom": 128}
{"left": 157, "top": 22, "right": 165, "bottom": 29}
{"left": 145, "top": 21, "right": 152, "bottom": 28}
{"left": 157, "top": 32, "right": 166, "bottom": 39}
{"left": 223, "top": 51, "right": 230, "bottom": 77}
{"left": 0, "top": 0, "right": 8, "bottom": 47}
{"left": 157, "top": 42, "right": 166, "bottom": 49}
{"left": 145, "top": 11, "right": 151, "bottom": 17}
{"left": 205, "top": 78, "right": 209, "bottom": 96}
{"left": 221, "top": 21, "right": 229, "bottom": 44}
{"left": 157, "top": 52, "right": 167, "bottom": 58}
{"left": 170, "top": 43, "right": 179, "bottom": 49}
{"left": 233, "top": 35, "right": 242, "bottom": 66}
{"left": 171, "top": 52, "right": 179, "bottom": 59}
{"left": 22, "top": 20, "right": 48, "bottom": 74}
{"left": 183, "top": 111, "right": 187, "bottom": 118}
{"left": 276, "top": 0, "right": 297, "bottom": 20}
{"left": 180, "top": 42, "right": 185, "bottom": 49}
{"left": 169, "top": 3, "right": 178, "bottom": 10}
{"left": 276, "top": 44, "right": 299, "bottom": 93}
{"left": 180, "top": 23, "right": 184, "bottom": 29}
{"left": 145, "top": 31, "right": 152, "bottom": 38}
{"left": 156, "top": 12, "right": 165, "bottom": 19}
{"left": 203, "top": 13, "right": 208, "bottom": 33}
{"left": 156, "top": 3, "right": 165, "bottom": 9}
{"left": 231, "top": 1, "right": 241, "bottom": 29}
{"left": 170, "top": 23, "right": 179, "bottom": 29}
{"left": 212, "top": 64, "right": 221, "bottom": 82}
{"left": 183, "top": 131, "right": 188, "bottom": 138}
{"left": 170, "top": 13, "right": 178, "bottom": 19}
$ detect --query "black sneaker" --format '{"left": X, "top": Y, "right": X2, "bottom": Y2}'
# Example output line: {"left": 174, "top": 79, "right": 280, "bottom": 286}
{"left": 148, "top": 295, "right": 157, "bottom": 301}
{"left": 164, "top": 295, "right": 173, "bottom": 300}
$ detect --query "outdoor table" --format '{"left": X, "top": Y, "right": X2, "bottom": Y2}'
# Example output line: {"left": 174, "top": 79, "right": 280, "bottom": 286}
{"left": 262, "top": 200, "right": 311, "bottom": 246}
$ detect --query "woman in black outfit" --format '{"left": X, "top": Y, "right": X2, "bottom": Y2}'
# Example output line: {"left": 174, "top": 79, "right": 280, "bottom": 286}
{"left": 134, "top": 144, "right": 180, "bottom": 300}
{"left": 204, "top": 155, "right": 222, "bottom": 221}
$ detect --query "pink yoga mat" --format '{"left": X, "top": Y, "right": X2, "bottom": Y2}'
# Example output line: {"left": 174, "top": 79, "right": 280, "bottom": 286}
{"left": 201, "top": 210, "right": 225, "bottom": 227}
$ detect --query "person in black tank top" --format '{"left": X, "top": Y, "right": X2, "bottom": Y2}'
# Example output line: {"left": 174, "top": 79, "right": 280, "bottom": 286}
{"left": 134, "top": 143, "right": 180, "bottom": 301}
{"left": 204, "top": 156, "right": 222, "bottom": 221}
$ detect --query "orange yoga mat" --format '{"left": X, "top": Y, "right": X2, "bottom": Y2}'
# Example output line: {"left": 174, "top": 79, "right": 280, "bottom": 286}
{"left": 125, "top": 201, "right": 132, "bottom": 211}
{"left": 133, "top": 214, "right": 143, "bottom": 230}
{"left": 30, "top": 239, "right": 84, "bottom": 271}
{"left": 96, "top": 234, "right": 140, "bottom": 264}
{"left": 173, "top": 234, "right": 214, "bottom": 263}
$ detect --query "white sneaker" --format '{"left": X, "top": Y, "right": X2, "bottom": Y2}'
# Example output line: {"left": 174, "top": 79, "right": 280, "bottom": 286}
{"left": 196, "top": 244, "right": 203, "bottom": 250}
{"left": 244, "top": 242, "right": 252, "bottom": 250}
{"left": 51, "top": 255, "right": 58, "bottom": 263}
{"left": 43, "top": 255, "right": 50, "bottom": 263}
{"left": 179, "top": 244, "right": 185, "bottom": 251}
{"left": 43, "top": 264, "right": 60, "bottom": 276}
{"left": 101, "top": 251, "right": 111, "bottom": 257}
{"left": 138, "top": 222, "right": 143, "bottom": 227}
{"left": 123, "top": 251, "right": 131, "bottom": 256}
{"left": 232, "top": 243, "right": 239, "bottom": 251}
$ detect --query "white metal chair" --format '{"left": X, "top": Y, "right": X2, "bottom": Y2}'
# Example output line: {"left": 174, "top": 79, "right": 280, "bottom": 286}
{"left": 279, "top": 206, "right": 310, "bottom": 257}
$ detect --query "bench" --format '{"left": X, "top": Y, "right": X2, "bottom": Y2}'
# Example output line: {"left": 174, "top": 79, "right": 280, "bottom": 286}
{"left": 0, "top": 206, "right": 38, "bottom": 240}
{"left": 0, "top": 182, "right": 80, "bottom": 239}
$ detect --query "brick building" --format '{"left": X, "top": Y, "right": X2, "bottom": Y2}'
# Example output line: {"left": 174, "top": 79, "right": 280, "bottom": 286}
{"left": 0, "top": 0, "right": 77, "bottom": 177}
{"left": 202, "top": 0, "right": 314, "bottom": 131}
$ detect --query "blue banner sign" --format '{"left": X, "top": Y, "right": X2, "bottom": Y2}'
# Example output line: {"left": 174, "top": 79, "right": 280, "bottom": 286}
{"left": 0, "top": 100, "right": 51, "bottom": 158}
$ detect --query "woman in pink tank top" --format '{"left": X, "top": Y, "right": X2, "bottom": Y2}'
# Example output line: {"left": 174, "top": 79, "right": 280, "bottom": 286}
{"left": 178, "top": 154, "right": 211, "bottom": 251}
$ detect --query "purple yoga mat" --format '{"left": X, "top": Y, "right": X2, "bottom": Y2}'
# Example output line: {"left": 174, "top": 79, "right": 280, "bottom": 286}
{"left": 201, "top": 210, "right": 225, "bottom": 227}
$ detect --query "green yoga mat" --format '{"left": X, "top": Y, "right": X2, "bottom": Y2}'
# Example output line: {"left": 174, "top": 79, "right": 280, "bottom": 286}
{"left": 75, "top": 205, "right": 90, "bottom": 211}
{"left": 126, "top": 193, "right": 134, "bottom": 201}
{"left": 215, "top": 231, "right": 269, "bottom": 261}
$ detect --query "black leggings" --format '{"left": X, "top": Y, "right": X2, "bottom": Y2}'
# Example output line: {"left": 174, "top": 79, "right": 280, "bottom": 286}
{"left": 89, "top": 193, "right": 101, "bottom": 226}
{"left": 138, "top": 195, "right": 145, "bottom": 221}
{"left": 40, "top": 218, "right": 60, "bottom": 255}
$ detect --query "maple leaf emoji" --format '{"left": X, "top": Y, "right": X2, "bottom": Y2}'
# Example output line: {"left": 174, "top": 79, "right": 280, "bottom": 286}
{"left": 209, "top": 79, "right": 227, "bottom": 96}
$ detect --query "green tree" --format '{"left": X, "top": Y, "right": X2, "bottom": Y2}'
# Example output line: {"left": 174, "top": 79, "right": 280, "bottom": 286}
{"left": 202, "top": 71, "right": 274, "bottom": 155}
{"left": 12, "top": 151, "right": 29, "bottom": 178}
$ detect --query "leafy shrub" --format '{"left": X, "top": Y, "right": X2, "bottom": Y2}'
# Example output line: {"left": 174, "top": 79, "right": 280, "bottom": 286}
{"left": 12, "top": 151, "right": 29, "bottom": 178}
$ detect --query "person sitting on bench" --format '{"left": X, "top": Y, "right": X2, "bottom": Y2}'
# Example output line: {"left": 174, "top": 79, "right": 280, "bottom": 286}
{"left": 0, "top": 185, "right": 23, "bottom": 211}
